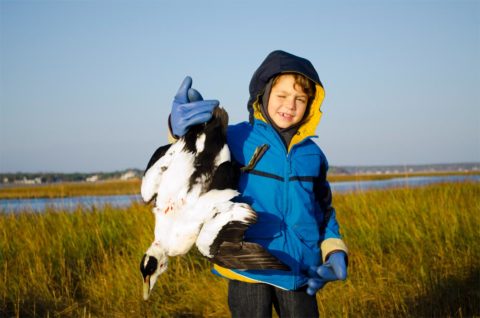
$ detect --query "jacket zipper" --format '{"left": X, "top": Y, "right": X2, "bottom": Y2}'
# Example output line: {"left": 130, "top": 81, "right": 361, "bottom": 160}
{"left": 284, "top": 149, "right": 295, "bottom": 288}
{"left": 285, "top": 138, "right": 314, "bottom": 290}
{"left": 260, "top": 122, "right": 314, "bottom": 290}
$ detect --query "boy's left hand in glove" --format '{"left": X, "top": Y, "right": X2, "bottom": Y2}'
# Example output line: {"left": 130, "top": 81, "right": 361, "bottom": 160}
{"left": 306, "top": 251, "right": 347, "bottom": 295}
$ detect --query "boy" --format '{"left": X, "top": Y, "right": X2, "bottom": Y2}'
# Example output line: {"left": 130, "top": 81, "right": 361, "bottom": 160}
{"left": 169, "top": 50, "right": 348, "bottom": 317}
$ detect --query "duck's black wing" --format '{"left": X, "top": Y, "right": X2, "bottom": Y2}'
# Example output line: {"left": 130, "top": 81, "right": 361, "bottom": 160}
{"left": 211, "top": 222, "right": 290, "bottom": 271}
{"left": 195, "top": 201, "right": 289, "bottom": 271}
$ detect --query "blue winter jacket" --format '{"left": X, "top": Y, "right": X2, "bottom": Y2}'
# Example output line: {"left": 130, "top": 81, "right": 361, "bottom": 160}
{"left": 212, "top": 50, "right": 347, "bottom": 290}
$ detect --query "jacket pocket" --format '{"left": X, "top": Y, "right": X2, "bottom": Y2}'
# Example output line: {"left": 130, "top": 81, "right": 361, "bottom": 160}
{"left": 292, "top": 222, "right": 320, "bottom": 245}
{"left": 292, "top": 222, "right": 321, "bottom": 268}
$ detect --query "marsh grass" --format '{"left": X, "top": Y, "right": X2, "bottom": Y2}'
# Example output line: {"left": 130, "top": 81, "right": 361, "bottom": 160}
{"left": 1, "top": 182, "right": 479, "bottom": 317}
{"left": 0, "top": 179, "right": 141, "bottom": 199}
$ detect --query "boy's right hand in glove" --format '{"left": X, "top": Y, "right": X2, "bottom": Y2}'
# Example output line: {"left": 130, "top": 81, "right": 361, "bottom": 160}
{"left": 170, "top": 76, "right": 219, "bottom": 138}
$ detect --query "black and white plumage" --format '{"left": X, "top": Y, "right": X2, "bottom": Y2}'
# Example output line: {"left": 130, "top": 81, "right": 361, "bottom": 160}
{"left": 139, "top": 107, "right": 288, "bottom": 300}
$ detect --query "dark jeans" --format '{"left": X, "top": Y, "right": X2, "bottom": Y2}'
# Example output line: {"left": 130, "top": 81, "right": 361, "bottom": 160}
{"left": 228, "top": 280, "right": 319, "bottom": 318}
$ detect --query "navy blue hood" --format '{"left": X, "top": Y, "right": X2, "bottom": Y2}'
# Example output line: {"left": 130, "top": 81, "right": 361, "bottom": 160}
{"left": 247, "top": 50, "right": 324, "bottom": 122}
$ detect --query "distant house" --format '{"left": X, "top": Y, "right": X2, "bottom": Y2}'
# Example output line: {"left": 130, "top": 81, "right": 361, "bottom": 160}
{"left": 14, "top": 177, "right": 42, "bottom": 185}
{"left": 120, "top": 171, "right": 136, "bottom": 180}
{"left": 86, "top": 175, "right": 99, "bottom": 182}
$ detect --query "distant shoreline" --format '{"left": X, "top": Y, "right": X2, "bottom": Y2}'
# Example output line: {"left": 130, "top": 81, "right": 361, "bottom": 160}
{"left": 1, "top": 170, "right": 479, "bottom": 200}
{"left": 1, "top": 162, "right": 479, "bottom": 184}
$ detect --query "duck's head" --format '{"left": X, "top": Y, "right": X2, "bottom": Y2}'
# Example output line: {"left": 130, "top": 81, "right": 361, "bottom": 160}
{"left": 140, "top": 243, "right": 168, "bottom": 300}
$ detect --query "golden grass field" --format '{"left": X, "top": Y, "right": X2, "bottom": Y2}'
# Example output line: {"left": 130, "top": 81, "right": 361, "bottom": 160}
{"left": 0, "top": 179, "right": 141, "bottom": 200}
{"left": 1, "top": 182, "right": 479, "bottom": 317}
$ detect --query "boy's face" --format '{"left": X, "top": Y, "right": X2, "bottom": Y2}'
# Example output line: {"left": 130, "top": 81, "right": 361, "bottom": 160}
{"left": 267, "top": 74, "right": 308, "bottom": 129}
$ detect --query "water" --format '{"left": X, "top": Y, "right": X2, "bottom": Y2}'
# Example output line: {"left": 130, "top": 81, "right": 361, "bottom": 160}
{"left": 330, "top": 174, "right": 480, "bottom": 193}
{"left": 0, "top": 194, "right": 142, "bottom": 213}
{"left": 1, "top": 175, "right": 479, "bottom": 213}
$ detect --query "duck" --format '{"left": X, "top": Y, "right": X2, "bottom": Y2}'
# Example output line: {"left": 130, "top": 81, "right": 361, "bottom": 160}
{"left": 139, "top": 107, "right": 288, "bottom": 300}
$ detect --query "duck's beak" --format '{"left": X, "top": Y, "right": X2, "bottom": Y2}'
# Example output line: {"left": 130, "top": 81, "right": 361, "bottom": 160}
{"left": 143, "top": 275, "right": 151, "bottom": 300}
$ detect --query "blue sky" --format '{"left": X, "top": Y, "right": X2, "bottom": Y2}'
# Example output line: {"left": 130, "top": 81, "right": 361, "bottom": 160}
{"left": 1, "top": 0, "right": 479, "bottom": 173}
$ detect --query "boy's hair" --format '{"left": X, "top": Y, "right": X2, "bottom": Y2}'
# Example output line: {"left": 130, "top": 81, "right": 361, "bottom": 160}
{"left": 272, "top": 73, "right": 316, "bottom": 105}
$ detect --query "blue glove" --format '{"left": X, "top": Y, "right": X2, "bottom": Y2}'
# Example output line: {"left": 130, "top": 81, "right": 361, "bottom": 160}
{"left": 306, "top": 251, "right": 347, "bottom": 296}
{"left": 170, "top": 76, "right": 219, "bottom": 137}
